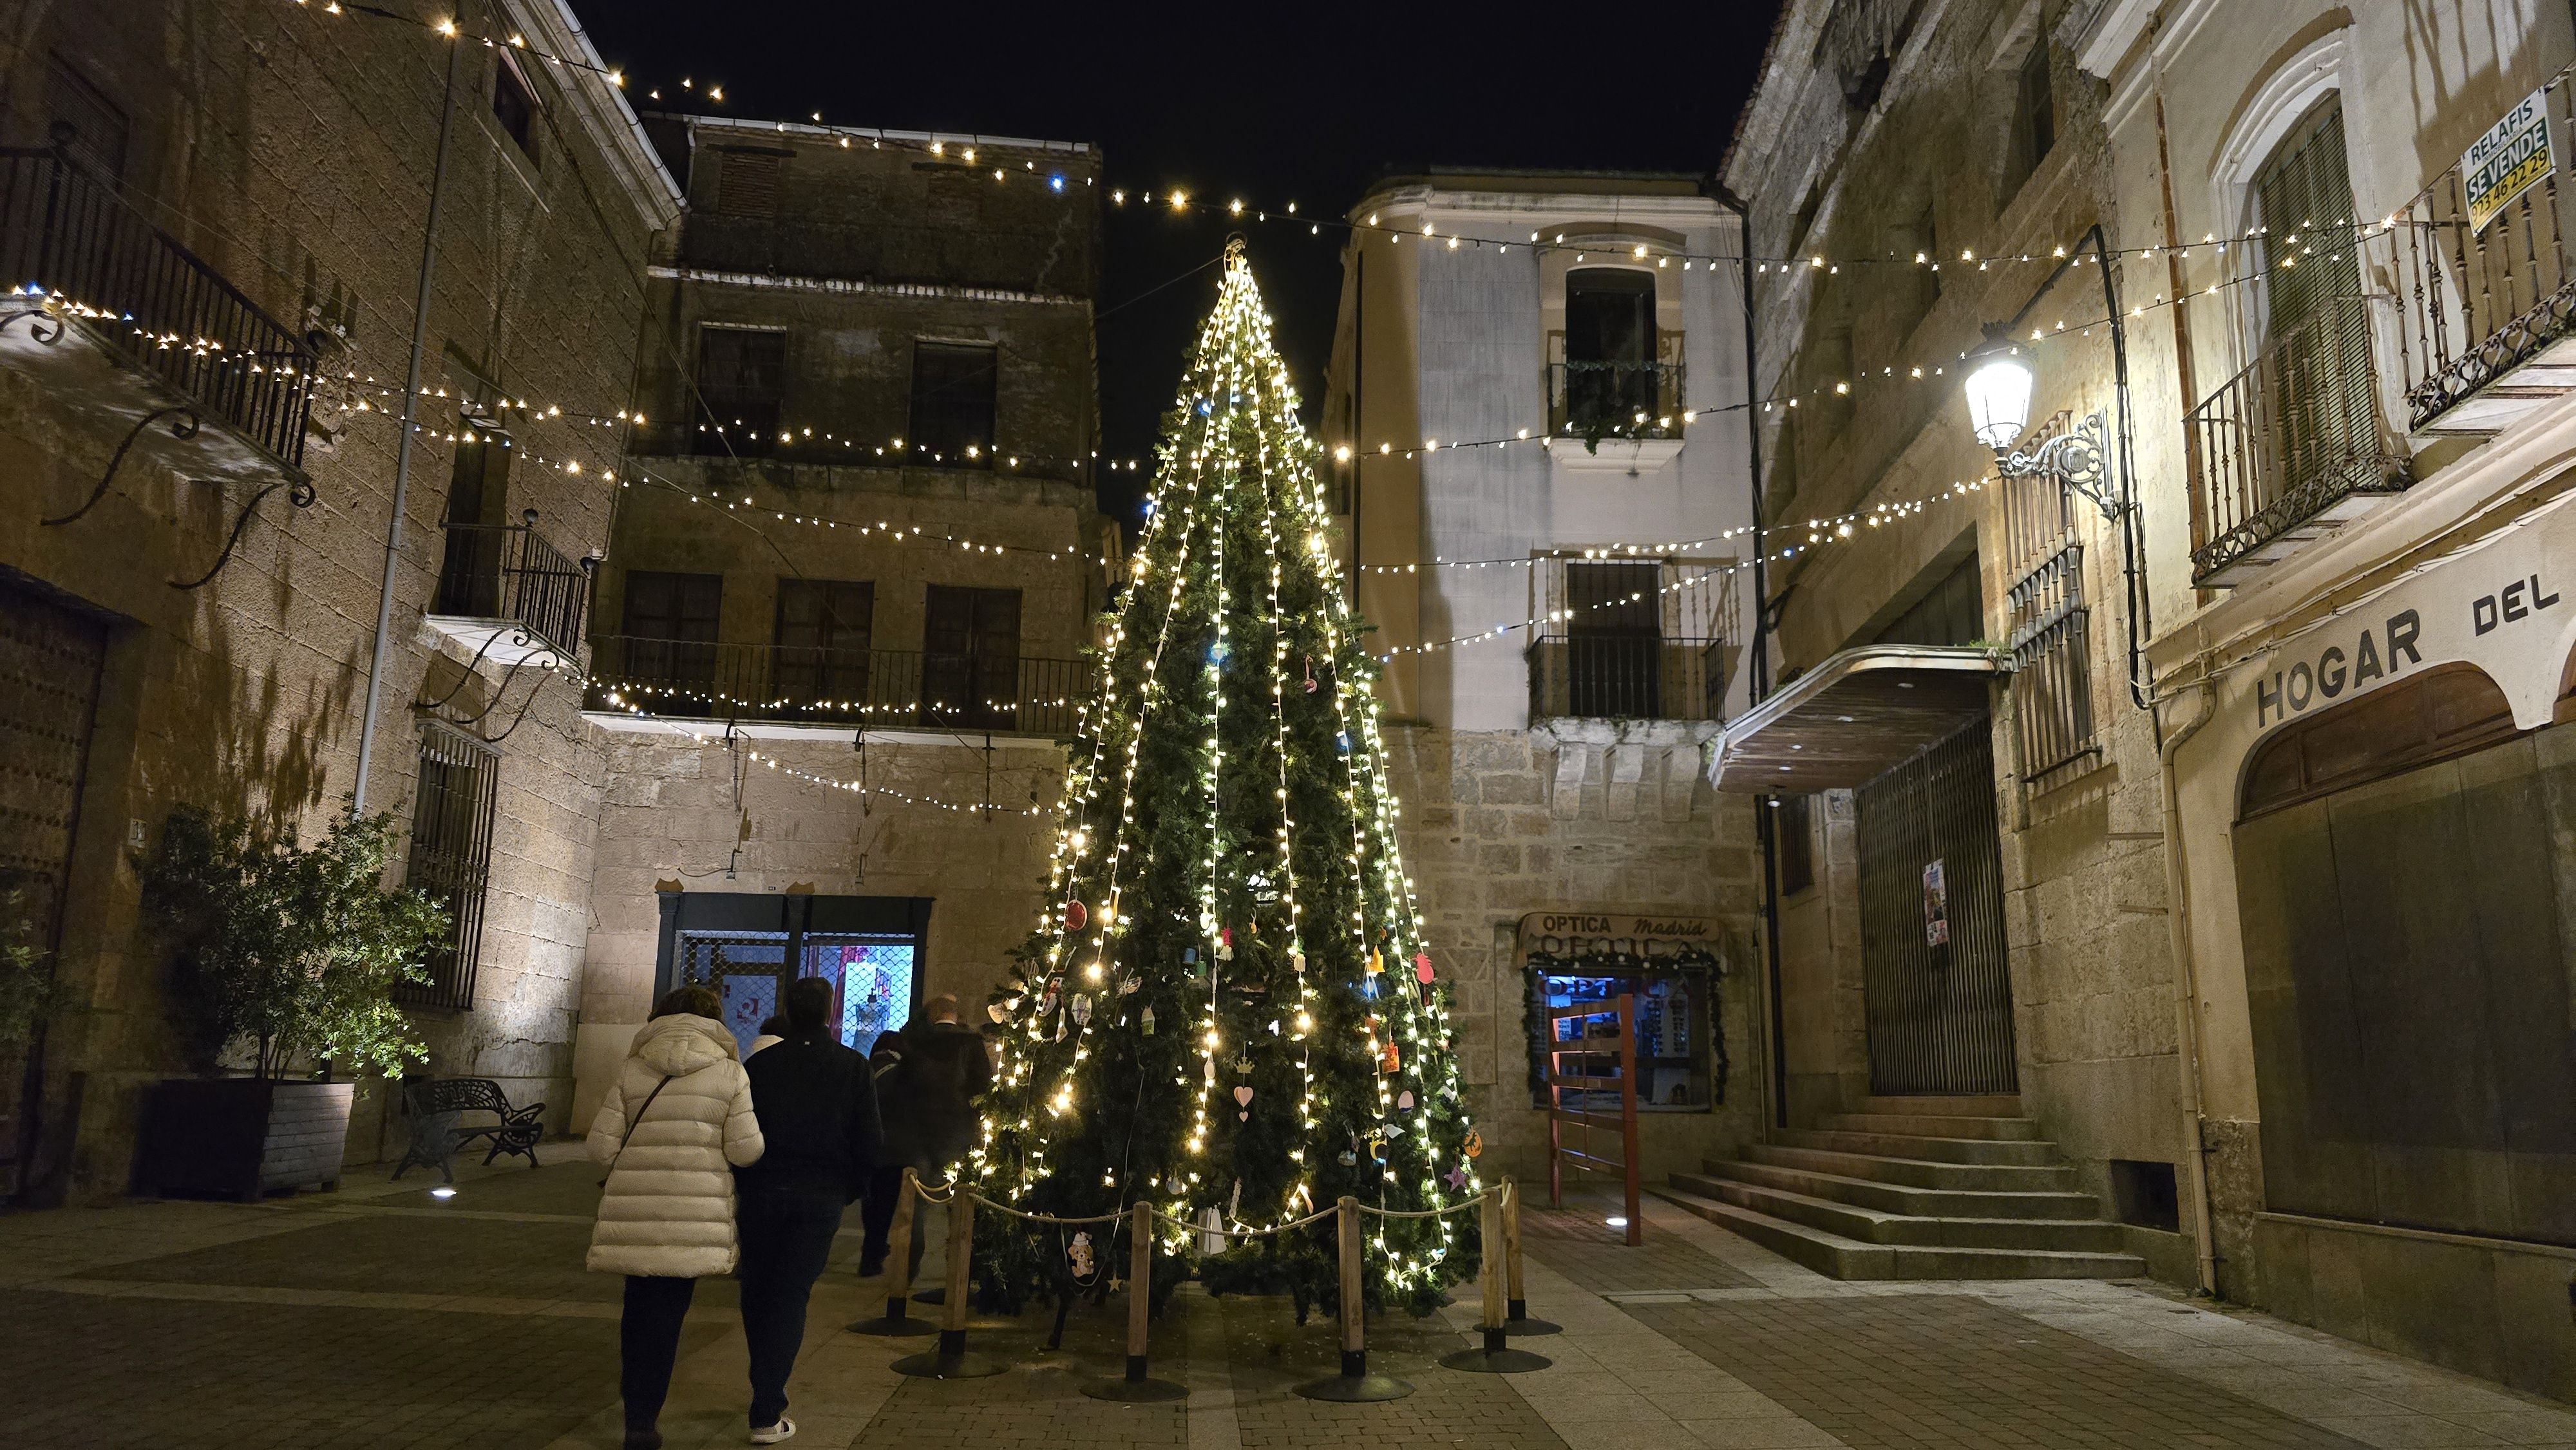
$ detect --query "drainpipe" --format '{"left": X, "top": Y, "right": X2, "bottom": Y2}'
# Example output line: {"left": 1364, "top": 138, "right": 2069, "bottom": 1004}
{"left": 352, "top": 24, "right": 466, "bottom": 814}
{"left": 2157, "top": 659, "right": 2220, "bottom": 1297}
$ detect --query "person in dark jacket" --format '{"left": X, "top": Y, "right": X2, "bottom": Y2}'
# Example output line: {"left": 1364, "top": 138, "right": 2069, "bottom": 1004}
{"left": 858, "top": 993, "right": 992, "bottom": 1277}
{"left": 735, "top": 977, "right": 881, "bottom": 1443}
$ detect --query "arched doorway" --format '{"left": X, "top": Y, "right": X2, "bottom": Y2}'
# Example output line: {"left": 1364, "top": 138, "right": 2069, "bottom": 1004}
{"left": 2231, "top": 663, "right": 2575, "bottom": 1245}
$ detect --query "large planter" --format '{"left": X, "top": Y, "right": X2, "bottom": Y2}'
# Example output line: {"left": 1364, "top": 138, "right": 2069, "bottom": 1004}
{"left": 133, "top": 1078, "right": 353, "bottom": 1200}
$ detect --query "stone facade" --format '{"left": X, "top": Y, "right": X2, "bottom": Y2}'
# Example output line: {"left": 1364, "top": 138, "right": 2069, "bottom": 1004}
{"left": 0, "top": 0, "right": 677, "bottom": 1200}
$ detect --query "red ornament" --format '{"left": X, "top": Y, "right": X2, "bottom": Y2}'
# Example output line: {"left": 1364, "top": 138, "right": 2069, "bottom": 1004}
{"left": 1379, "top": 1039, "right": 1401, "bottom": 1073}
{"left": 1065, "top": 900, "right": 1087, "bottom": 932}
{"left": 1413, "top": 953, "right": 1434, "bottom": 984}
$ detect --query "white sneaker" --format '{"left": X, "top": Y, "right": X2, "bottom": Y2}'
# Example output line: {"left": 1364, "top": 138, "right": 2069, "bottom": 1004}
{"left": 750, "top": 1418, "right": 796, "bottom": 1445}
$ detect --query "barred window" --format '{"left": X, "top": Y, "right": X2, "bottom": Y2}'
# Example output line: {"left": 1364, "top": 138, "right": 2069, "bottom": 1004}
{"left": 401, "top": 726, "right": 498, "bottom": 1010}
{"left": 2002, "top": 439, "right": 2099, "bottom": 789}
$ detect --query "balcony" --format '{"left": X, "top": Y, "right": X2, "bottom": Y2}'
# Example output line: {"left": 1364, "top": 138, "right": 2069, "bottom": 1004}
{"left": 2389, "top": 74, "right": 2576, "bottom": 435}
{"left": 1527, "top": 636, "right": 1728, "bottom": 723}
{"left": 2186, "top": 295, "right": 2411, "bottom": 587}
{"left": 1546, "top": 359, "right": 1687, "bottom": 440}
{"left": 429, "top": 514, "right": 594, "bottom": 664}
{"left": 0, "top": 144, "right": 314, "bottom": 473}
{"left": 584, "top": 635, "right": 1085, "bottom": 737}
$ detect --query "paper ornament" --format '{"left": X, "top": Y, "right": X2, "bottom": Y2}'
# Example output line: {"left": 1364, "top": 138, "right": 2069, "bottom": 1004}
{"left": 1289, "top": 948, "right": 1307, "bottom": 974}
{"left": 1368, "top": 1136, "right": 1387, "bottom": 1162}
{"left": 1397, "top": 1090, "right": 1414, "bottom": 1110}
{"left": 1070, "top": 1231, "right": 1095, "bottom": 1276}
{"left": 1444, "top": 1165, "right": 1468, "bottom": 1191}
{"left": 987, "top": 1001, "right": 1010, "bottom": 1024}
{"left": 1065, "top": 899, "right": 1088, "bottom": 932}
{"left": 1365, "top": 948, "right": 1382, "bottom": 976}
{"left": 1463, "top": 1130, "right": 1484, "bottom": 1159}
{"left": 1265, "top": 1018, "right": 1281, "bottom": 1035}
{"left": 1117, "top": 973, "right": 1141, "bottom": 995}
{"left": 1140, "top": 1006, "right": 1156, "bottom": 1035}
{"left": 1182, "top": 946, "right": 1198, "bottom": 965}
{"left": 1054, "top": 1013, "right": 1068, "bottom": 1042}
{"left": 1070, "top": 993, "right": 1093, "bottom": 1026}
{"left": 1413, "top": 953, "right": 1434, "bottom": 984}
{"left": 1233, "top": 1084, "right": 1255, "bottom": 1107}
{"left": 1379, "top": 1040, "right": 1401, "bottom": 1073}
{"left": 1338, "top": 1148, "right": 1358, "bottom": 1166}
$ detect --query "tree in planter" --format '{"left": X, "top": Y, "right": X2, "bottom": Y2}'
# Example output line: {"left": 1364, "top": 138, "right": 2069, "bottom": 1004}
{"left": 141, "top": 808, "right": 447, "bottom": 1079}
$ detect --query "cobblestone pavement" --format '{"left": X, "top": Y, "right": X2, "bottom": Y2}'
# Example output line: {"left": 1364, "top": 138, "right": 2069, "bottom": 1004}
{"left": 0, "top": 1158, "right": 2569, "bottom": 1450}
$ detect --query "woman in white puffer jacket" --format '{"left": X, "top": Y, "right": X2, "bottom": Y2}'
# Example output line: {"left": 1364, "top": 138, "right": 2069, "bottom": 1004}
{"left": 587, "top": 986, "right": 763, "bottom": 1450}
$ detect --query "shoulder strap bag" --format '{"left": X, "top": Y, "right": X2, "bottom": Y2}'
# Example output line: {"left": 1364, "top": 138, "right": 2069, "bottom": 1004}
{"left": 600, "top": 1072, "right": 676, "bottom": 1185}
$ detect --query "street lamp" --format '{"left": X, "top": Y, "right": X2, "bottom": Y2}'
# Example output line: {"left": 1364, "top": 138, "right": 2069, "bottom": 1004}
{"left": 1962, "top": 332, "right": 2034, "bottom": 449}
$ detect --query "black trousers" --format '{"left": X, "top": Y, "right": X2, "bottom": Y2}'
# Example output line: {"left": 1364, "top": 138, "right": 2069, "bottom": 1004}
{"left": 737, "top": 1188, "right": 846, "bottom": 1427}
{"left": 620, "top": 1274, "right": 697, "bottom": 1433}
{"left": 859, "top": 1164, "right": 927, "bottom": 1277}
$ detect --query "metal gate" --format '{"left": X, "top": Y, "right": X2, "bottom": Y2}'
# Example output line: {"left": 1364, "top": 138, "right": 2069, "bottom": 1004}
{"left": 0, "top": 576, "right": 109, "bottom": 1196}
{"left": 1854, "top": 720, "right": 2018, "bottom": 1095}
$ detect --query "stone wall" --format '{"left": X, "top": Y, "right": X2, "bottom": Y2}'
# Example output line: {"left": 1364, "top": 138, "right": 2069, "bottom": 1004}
{"left": 0, "top": 0, "right": 671, "bottom": 1199}
{"left": 1382, "top": 723, "right": 1765, "bottom": 1191}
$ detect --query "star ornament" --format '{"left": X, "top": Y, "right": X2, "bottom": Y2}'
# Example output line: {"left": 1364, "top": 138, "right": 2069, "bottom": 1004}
{"left": 1444, "top": 1165, "right": 1468, "bottom": 1191}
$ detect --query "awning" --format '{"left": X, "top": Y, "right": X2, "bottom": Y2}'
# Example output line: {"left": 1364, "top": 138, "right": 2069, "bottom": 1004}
{"left": 1709, "top": 645, "right": 2000, "bottom": 792}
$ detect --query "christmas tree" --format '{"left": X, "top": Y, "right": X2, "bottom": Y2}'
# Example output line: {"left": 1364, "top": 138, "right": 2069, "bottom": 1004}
{"left": 969, "top": 243, "right": 1478, "bottom": 1317}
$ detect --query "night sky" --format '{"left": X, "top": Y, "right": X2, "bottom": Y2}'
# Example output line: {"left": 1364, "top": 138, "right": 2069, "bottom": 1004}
{"left": 573, "top": 3, "right": 1785, "bottom": 522}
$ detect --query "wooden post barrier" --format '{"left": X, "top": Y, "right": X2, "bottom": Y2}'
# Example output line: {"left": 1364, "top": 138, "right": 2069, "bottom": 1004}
{"left": 1439, "top": 1191, "right": 1552, "bottom": 1373}
{"left": 1293, "top": 1195, "right": 1413, "bottom": 1401}
{"left": 1082, "top": 1199, "right": 1188, "bottom": 1402}
{"left": 889, "top": 1187, "right": 1003, "bottom": 1379}
{"left": 1499, "top": 1178, "right": 1560, "bottom": 1337}
{"left": 849, "top": 1167, "right": 934, "bottom": 1337}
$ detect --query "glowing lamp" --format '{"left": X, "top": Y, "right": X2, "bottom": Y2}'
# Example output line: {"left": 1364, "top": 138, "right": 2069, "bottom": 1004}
{"left": 1962, "top": 339, "right": 2034, "bottom": 449}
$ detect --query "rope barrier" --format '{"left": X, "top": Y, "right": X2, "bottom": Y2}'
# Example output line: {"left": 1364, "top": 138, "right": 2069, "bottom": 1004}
{"left": 1144, "top": 1202, "right": 1340, "bottom": 1239}
{"left": 971, "top": 1196, "right": 1129, "bottom": 1227}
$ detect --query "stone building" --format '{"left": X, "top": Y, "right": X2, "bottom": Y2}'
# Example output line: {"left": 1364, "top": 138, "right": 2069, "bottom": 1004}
{"left": 0, "top": 0, "right": 677, "bottom": 1200}
{"left": 570, "top": 113, "right": 1113, "bottom": 1126}
{"left": 1712, "top": 0, "right": 2575, "bottom": 1397}
{"left": 1318, "top": 170, "right": 1768, "bottom": 1187}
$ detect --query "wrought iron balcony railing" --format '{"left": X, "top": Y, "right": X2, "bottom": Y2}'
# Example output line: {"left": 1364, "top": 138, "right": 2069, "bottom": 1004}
{"left": 1526, "top": 636, "right": 1727, "bottom": 722}
{"left": 2388, "top": 70, "right": 2576, "bottom": 433}
{"left": 585, "top": 635, "right": 1086, "bottom": 736}
{"left": 432, "top": 515, "right": 592, "bottom": 657}
{"left": 1546, "top": 360, "right": 1687, "bottom": 438}
{"left": 2186, "top": 294, "right": 2410, "bottom": 585}
{"left": 0, "top": 144, "right": 315, "bottom": 471}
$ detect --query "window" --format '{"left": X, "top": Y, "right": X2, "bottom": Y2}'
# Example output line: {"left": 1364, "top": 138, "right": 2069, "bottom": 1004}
{"left": 1557, "top": 269, "right": 1660, "bottom": 432}
{"left": 1775, "top": 793, "right": 1815, "bottom": 896}
{"left": 2003, "top": 449, "right": 2098, "bottom": 789}
{"left": 1873, "top": 554, "right": 1984, "bottom": 647}
{"left": 431, "top": 427, "right": 512, "bottom": 618}
{"left": 660, "top": 893, "right": 929, "bottom": 1059}
{"left": 1895, "top": 202, "right": 1941, "bottom": 332}
{"left": 908, "top": 341, "right": 998, "bottom": 466}
{"left": 619, "top": 570, "right": 723, "bottom": 693}
{"left": 1562, "top": 560, "right": 1662, "bottom": 717}
{"left": 772, "top": 579, "right": 873, "bottom": 711}
{"left": 401, "top": 726, "right": 498, "bottom": 1011}
{"left": 1523, "top": 951, "right": 1723, "bottom": 1111}
{"left": 717, "top": 149, "right": 784, "bottom": 216}
{"left": 44, "top": 55, "right": 129, "bottom": 182}
{"left": 2003, "top": 39, "right": 2056, "bottom": 196}
{"left": 491, "top": 52, "right": 538, "bottom": 160}
{"left": 692, "top": 326, "right": 786, "bottom": 457}
{"left": 920, "top": 585, "right": 1021, "bottom": 730}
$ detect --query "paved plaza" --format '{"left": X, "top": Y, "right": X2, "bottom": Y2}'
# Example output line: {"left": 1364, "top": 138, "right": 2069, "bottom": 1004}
{"left": 1, "top": 1160, "right": 2570, "bottom": 1450}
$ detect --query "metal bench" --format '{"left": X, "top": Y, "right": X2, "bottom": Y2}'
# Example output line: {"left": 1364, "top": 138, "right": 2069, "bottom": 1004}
{"left": 392, "top": 1076, "right": 545, "bottom": 1183}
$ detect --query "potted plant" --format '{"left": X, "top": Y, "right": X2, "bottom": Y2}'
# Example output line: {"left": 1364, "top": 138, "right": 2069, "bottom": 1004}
{"left": 133, "top": 808, "right": 447, "bottom": 1199}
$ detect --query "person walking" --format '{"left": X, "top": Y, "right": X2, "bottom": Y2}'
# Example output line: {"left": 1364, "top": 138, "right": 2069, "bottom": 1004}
{"left": 734, "top": 977, "right": 881, "bottom": 1444}
{"left": 587, "top": 984, "right": 764, "bottom": 1450}
{"left": 858, "top": 992, "right": 991, "bottom": 1277}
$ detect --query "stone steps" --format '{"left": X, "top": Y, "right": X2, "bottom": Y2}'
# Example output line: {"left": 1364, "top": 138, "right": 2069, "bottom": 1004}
{"left": 1777, "top": 1127, "right": 2061, "bottom": 1167}
{"left": 1692, "top": 1154, "right": 2100, "bottom": 1219}
{"left": 1743, "top": 1142, "right": 2078, "bottom": 1192}
{"left": 1674, "top": 1096, "right": 2143, "bottom": 1283}
{"left": 1669, "top": 1171, "right": 2130, "bottom": 1252}
{"left": 1655, "top": 1183, "right": 2148, "bottom": 1281}
{"left": 1817, "top": 1111, "right": 2044, "bottom": 1142}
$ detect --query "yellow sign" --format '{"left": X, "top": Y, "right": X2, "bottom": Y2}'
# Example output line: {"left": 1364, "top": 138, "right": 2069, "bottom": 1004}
{"left": 2464, "top": 88, "right": 2556, "bottom": 233}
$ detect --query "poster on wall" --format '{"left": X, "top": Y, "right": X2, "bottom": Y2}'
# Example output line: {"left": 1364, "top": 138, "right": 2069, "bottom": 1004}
{"left": 1923, "top": 860, "right": 1950, "bottom": 947}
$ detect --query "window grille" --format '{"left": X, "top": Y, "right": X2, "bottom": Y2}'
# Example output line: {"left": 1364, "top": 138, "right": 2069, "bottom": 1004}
{"left": 401, "top": 725, "right": 499, "bottom": 1011}
{"left": 2002, "top": 426, "right": 2099, "bottom": 788}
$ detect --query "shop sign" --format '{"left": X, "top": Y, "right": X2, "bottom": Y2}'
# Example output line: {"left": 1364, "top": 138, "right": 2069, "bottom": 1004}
{"left": 2464, "top": 88, "right": 2556, "bottom": 234}
{"left": 1517, "top": 911, "right": 1719, "bottom": 958}
{"left": 2239, "top": 498, "right": 2573, "bottom": 737}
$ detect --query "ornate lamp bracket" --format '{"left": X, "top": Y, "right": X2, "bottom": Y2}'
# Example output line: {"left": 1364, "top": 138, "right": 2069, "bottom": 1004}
{"left": 1994, "top": 408, "right": 2123, "bottom": 523}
